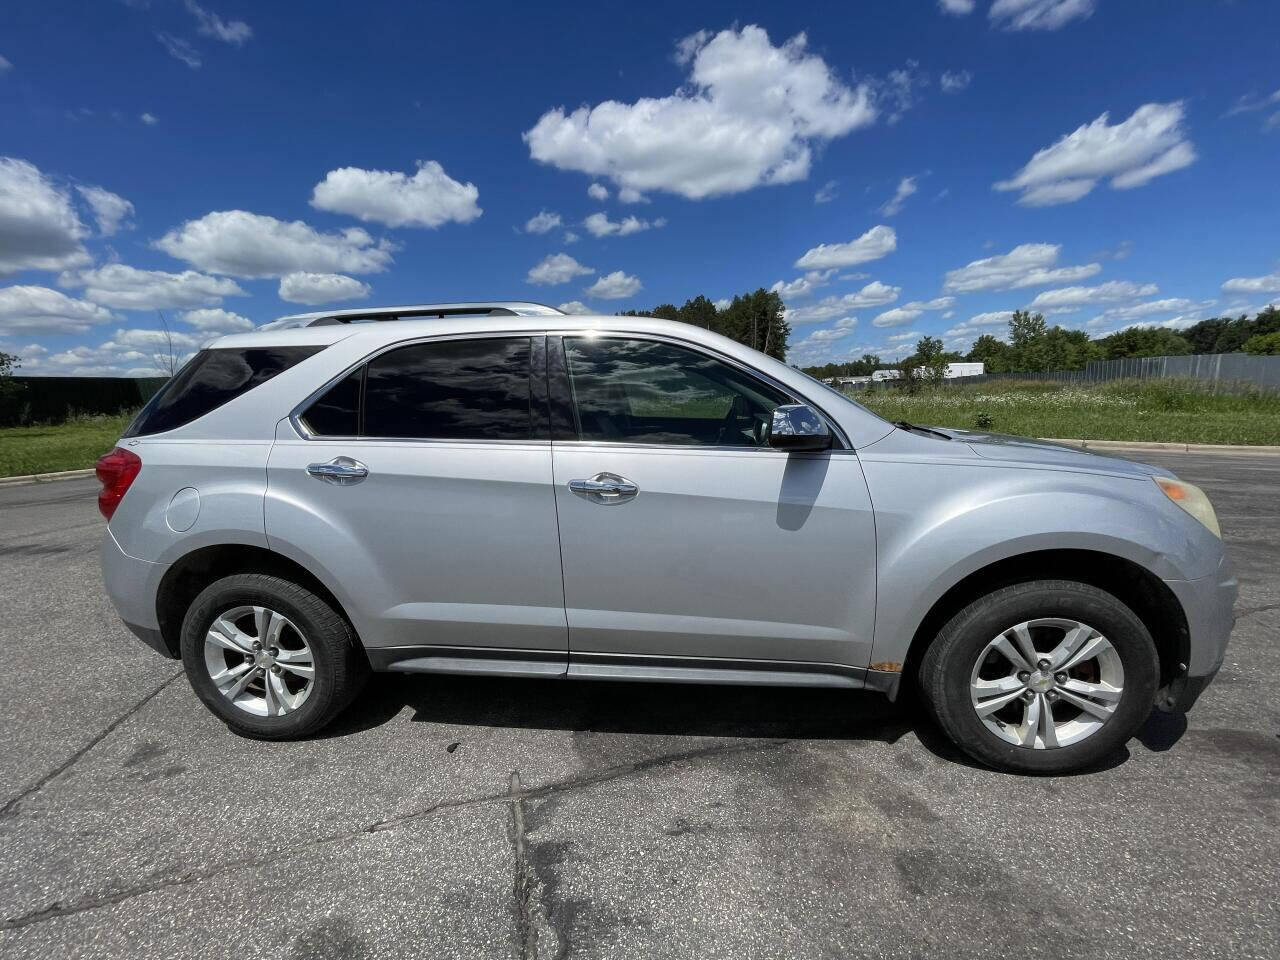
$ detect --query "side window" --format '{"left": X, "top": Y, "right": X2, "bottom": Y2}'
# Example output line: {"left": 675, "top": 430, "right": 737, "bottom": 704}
{"left": 562, "top": 337, "right": 792, "bottom": 447}
{"left": 302, "top": 337, "right": 533, "bottom": 441}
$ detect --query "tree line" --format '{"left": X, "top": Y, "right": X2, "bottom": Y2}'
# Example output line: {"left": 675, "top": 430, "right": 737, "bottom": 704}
{"left": 618, "top": 289, "right": 790, "bottom": 361}
{"left": 803, "top": 305, "right": 1280, "bottom": 380}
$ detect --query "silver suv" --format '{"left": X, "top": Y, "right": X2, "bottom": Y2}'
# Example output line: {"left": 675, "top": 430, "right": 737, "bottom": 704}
{"left": 98, "top": 302, "right": 1236, "bottom": 773}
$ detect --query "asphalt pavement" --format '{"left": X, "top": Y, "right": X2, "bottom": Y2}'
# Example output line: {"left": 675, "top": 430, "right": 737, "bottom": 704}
{"left": 0, "top": 452, "right": 1276, "bottom": 959}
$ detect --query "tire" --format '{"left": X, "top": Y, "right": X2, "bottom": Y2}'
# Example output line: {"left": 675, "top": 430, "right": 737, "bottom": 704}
{"left": 180, "top": 573, "right": 368, "bottom": 739}
{"left": 919, "top": 580, "right": 1158, "bottom": 774}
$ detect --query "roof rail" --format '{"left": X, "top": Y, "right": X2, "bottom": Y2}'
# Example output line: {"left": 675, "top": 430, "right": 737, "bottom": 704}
{"left": 259, "top": 301, "right": 567, "bottom": 330}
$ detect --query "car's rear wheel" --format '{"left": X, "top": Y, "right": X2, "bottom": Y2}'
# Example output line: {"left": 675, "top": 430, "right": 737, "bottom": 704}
{"left": 919, "top": 580, "right": 1158, "bottom": 774}
{"left": 180, "top": 573, "right": 367, "bottom": 739}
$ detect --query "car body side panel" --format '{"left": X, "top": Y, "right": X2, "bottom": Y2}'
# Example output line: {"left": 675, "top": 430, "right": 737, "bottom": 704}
{"left": 264, "top": 422, "right": 568, "bottom": 654}
{"left": 859, "top": 438, "right": 1227, "bottom": 671}
{"left": 107, "top": 438, "right": 272, "bottom": 563}
{"left": 552, "top": 445, "right": 878, "bottom": 667}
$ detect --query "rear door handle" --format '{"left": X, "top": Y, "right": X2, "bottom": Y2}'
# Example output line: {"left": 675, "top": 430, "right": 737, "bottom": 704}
{"left": 306, "top": 457, "right": 369, "bottom": 485}
{"left": 568, "top": 472, "right": 638, "bottom": 504}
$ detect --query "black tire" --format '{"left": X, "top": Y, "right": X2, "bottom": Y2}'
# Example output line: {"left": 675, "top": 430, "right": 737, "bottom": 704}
{"left": 919, "top": 580, "right": 1158, "bottom": 774}
{"left": 180, "top": 573, "right": 368, "bottom": 739}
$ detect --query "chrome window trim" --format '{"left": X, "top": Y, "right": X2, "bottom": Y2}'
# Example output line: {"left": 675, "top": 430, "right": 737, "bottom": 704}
{"left": 289, "top": 327, "right": 851, "bottom": 450}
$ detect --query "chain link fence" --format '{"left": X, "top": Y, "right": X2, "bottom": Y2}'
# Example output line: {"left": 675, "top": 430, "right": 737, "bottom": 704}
{"left": 943, "top": 352, "right": 1280, "bottom": 392}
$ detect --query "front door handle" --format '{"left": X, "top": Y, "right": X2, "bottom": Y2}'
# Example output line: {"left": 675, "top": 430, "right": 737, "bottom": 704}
{"left": 568, "top": 472, "right": 639, "bottom": 504}
{"left": 306, "top": 456, "right": 369, "bottom": 485}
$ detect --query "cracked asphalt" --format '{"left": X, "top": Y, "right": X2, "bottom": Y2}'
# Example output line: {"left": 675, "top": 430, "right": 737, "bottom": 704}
{"left": 1, "top": 451, "right": 1277, "bottom": 960}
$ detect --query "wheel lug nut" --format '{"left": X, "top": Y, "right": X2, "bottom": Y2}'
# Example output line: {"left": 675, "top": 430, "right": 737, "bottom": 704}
{"left": 252, "top": 641, "right": 262, "bottom": 651}
{"left": 271, "top": 665, "right": 281, "bottom": 674}
{"left": 268, "top": 647, "right": 279, "bottom": 658}
{"left": 1022, "top": 690, "right": 1036, "bottom": 702}
{"left": 1055, "top": 672, "right": 1068, "bottom": 684}
{"left": 1046, "top": 690, "right": 1059, "bottom": 702}
{"left": 1037, "top": 659, "right": 1051, "bottom": 671}
{"left": 1017, "top": 671, "right": 1030, "bottom": 683}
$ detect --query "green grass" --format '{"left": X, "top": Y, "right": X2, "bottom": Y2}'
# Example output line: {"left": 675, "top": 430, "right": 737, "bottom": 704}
{"left": 0, "top": 413, "right": 135, "bottom": 477}
{"left": 855, "top": 379, "right": 1280, "bottom": 445}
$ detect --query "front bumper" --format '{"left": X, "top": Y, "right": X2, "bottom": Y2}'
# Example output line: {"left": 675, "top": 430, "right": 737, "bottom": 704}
{"left": 1161, "top": 553, "right": 1237, "bottom": 712}
{"left": 101, "top": 528, "right": 174, "bottom": 658}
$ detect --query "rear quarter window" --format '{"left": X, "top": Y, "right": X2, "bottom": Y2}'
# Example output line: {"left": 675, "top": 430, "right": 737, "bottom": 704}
{"left": 123, "top": 346, "right": 323, "bottom": 437}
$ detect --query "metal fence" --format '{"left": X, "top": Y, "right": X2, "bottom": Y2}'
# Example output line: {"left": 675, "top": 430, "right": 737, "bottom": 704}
{"left": 943, "top": 352, "right": 1280, "bottom": 392}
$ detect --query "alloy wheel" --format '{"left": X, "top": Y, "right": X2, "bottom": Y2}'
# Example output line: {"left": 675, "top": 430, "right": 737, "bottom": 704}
{"left": 969, "top": 617, "right": 1124, "bottom": 750}
{"left": 203, "top": 605, "right": 315, "bottom": 717}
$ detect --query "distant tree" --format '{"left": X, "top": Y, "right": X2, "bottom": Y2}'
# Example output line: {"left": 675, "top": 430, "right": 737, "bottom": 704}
{"left": 914, "top": 335, "right": 949, "bottom": 385}
{"left": 620, "top": 289, "right": 789, "bottom": 360}
{"left": 966, "top": 333, "right": 1014, "bottom": 372}
{"left": 1244, "top": 331, "right": 1280, "bottom": 355}
{"left": 677, "top": 295, "right": 718, "bottom": 330}
{"left": 1181, "top": 317, "right": 1227, "bottom": 353}
{"left": 1096, "top": 327, "right": 1193, "bottom": 359}
{"left": 1008, "top": 310, "right": 1047, "bottom": 350}
{"left": 0, "top": 350, "right": 20, "bottom": 402}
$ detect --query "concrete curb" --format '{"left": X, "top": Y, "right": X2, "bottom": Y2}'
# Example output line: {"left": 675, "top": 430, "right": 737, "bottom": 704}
{"left": 1041, "top": 438, "right": 1280, "bottom": 456}
{"left": 0, "top": 467, "right": 96, "bottom": 487}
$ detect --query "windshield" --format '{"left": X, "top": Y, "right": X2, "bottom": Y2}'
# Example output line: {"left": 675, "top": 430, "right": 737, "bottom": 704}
{"left": 792, "top": 368, "right": 888, "bottom": 423}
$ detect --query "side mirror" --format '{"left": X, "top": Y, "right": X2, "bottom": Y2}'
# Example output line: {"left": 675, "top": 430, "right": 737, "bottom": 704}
{"left": 767, "top": 404, "right": 832, "bottom": 451}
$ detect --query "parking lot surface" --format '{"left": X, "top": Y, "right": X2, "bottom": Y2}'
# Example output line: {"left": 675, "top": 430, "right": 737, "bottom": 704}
{"left": 1, "top": 451, "right": 1277, "bottom": 959}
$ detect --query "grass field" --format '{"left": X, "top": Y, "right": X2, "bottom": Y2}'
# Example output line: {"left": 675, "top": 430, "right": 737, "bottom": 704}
{"left": 0, "top": 413, "right": 134, "bottom": 477}
{"left": 855, "top": 379, "right": 1280, "bottom": 446}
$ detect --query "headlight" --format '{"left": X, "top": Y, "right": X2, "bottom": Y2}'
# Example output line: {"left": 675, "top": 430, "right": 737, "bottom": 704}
{"left": 1154, "top": 476, "right": 1221, "bottom": 538}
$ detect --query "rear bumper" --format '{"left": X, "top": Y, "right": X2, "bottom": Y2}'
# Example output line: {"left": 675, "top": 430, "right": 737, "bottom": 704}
{"left": 101, "top": 528, "right": 174, "bottom": 658}
{"left": 1161, "top": 554, "right": 1237, "bottom": 712}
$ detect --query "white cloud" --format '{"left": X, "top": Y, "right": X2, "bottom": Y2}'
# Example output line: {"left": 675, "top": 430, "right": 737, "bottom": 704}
{"left": 938, "top": 0, "right": 976, "bottom": 13}
{"left": 1222, "top": 268, "right": 1280, "bottom": 295}
{"left": 1027, "top": 280, "right": 1158, "bottom": 313}
{"left": 524, "top": 210, "right": 562, "bottom": 234}
{"left": 1087, "top": 298, "right": 1199, "bottom": 326}
{"left": 886, "top": 329, "right": 923, "bottom": 344}
{"left": 156, "top": 33, "right": 201, "bottom": 68}
{"left": 795, "top": 315, "right": 858, "bottom": 350}
{"left": 713, "top": 298, "right": 731, "bottom": 311}
{"left": 585, "top": 271, "right": 642, "bottom": 300}
{"left": 60, "top": 263, "right": 245, "bottom": 310}
{"left": 784, "top": 281, "right": 901, "bottom": 324}
{"left": 178, "top": 307, "right": 254, "bottom": 333}
{"left": 527, "top": 253, "right": 594, "bottom": 286}
{"left": 278, "top": 271, "right": 371, "bottom": 305}
{"left": 140, "top": 112, "right": 159, "bottom": 126}
{"left": 1226, "top": 89, "right": 1280, "bottom": 117}
{"left": 311, "top": 161, "right": 481, "bottom": 229}
{"left": 872, "top": 296, "right": 956, "bottom": 328}
{"left": 945, "top": 310, "right": 1015, "bottom": 337}
{"left": 795, "top": 225, "right": 896, "bottom": 270}
{"left": 582, "top": 212, "right": 666, "bottom": 237}
{"left": 184, "top": 1, "right": 252, "bottom": 45}
{"left": 524, "top": 25, "right": 877, "bottom": 200}
{"left": 0, "top": 285, "right": 116, "bottom": 334}
{"left": 814, "top": 179, "right": 838, "bottom": 203}
{"left": 879, "top": 177, "right": 917, "bottom": 216}
{"left": 155, "top": 210, "right": 395, "bottom": 278}
{"left": 770, "top": 269, "right": 836, "bottom": 299}
{"left": 617, "top": 187, "right": 648, "bottom": 204}
{"left": 557, "top": 300, "right": 593, "bottom": 315}
{"left": 877, "top": 61, "right": 927, "bottom": 125}
{"left": 107, "top": 326, "right": 204, "bottom": 352}
{"left": 943, "top": 243, "right": 1101, "bottom": 293}
{"left": 563, "top": 231, "right": 579, "bottom": 244}
{"left": 587, "top": 183, "right": 610, "bottom": 202}
{"left": 0, "top": 55, "right": 11, "bottom": 74}
{"left": 989, "top": 0, "right": 1095, "bottom": 31}
{"left": 940, "top": 70, "right": 972, "bottom": 93}
{"left": 74, "top": 185, "right": 135, "bottom": 236}
{"left": 996, "top": 102, "right": 1195, "bottom": 206}
{"left": 0, "top": 157, "right": 90, "bottom": 276}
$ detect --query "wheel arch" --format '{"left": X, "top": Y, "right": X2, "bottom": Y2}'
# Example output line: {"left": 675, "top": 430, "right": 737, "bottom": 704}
{"left": 892, "top": 548, "right": 1190, "bottom": 705}
{"left": 155, "top": 544, "right": 361, "bottom": 658}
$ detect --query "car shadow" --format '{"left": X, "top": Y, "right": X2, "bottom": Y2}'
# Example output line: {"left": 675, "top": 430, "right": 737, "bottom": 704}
{"left": 314, "top": 672, "right": 1178, "bottom": 776}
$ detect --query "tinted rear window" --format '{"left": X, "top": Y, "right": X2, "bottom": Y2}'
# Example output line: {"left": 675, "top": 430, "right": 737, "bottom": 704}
{"left": 124, "top": 346, "right": 322, "bottom": 437}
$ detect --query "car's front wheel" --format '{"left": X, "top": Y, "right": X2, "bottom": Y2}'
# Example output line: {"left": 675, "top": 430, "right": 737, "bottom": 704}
{"left": 180, "top": 573, "right": 368, "bottom": 739}
{"left": 919, "top": 580, "right": 1158, "bottom": 774}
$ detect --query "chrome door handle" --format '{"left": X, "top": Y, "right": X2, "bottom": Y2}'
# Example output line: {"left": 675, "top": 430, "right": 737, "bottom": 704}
{"left": 568, "top": 472, "right": 639, "bottom": 504}
{"left": 306, "top": 457, "right": 369, "bottom": 485}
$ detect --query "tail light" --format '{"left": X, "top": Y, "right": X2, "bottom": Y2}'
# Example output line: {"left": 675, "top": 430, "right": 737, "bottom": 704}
{"left": 96, "top": 447, "right": 142, "bottom": 520}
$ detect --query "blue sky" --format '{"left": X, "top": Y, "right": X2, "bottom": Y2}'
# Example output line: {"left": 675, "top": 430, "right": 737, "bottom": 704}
{"left": 1, "top": 0, "right": 1278, "bottom": 375}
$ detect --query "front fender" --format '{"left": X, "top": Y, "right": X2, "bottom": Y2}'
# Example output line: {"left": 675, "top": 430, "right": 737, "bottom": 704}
{"left": 863, "top": 459, "right": 1214, "bottom": 671}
